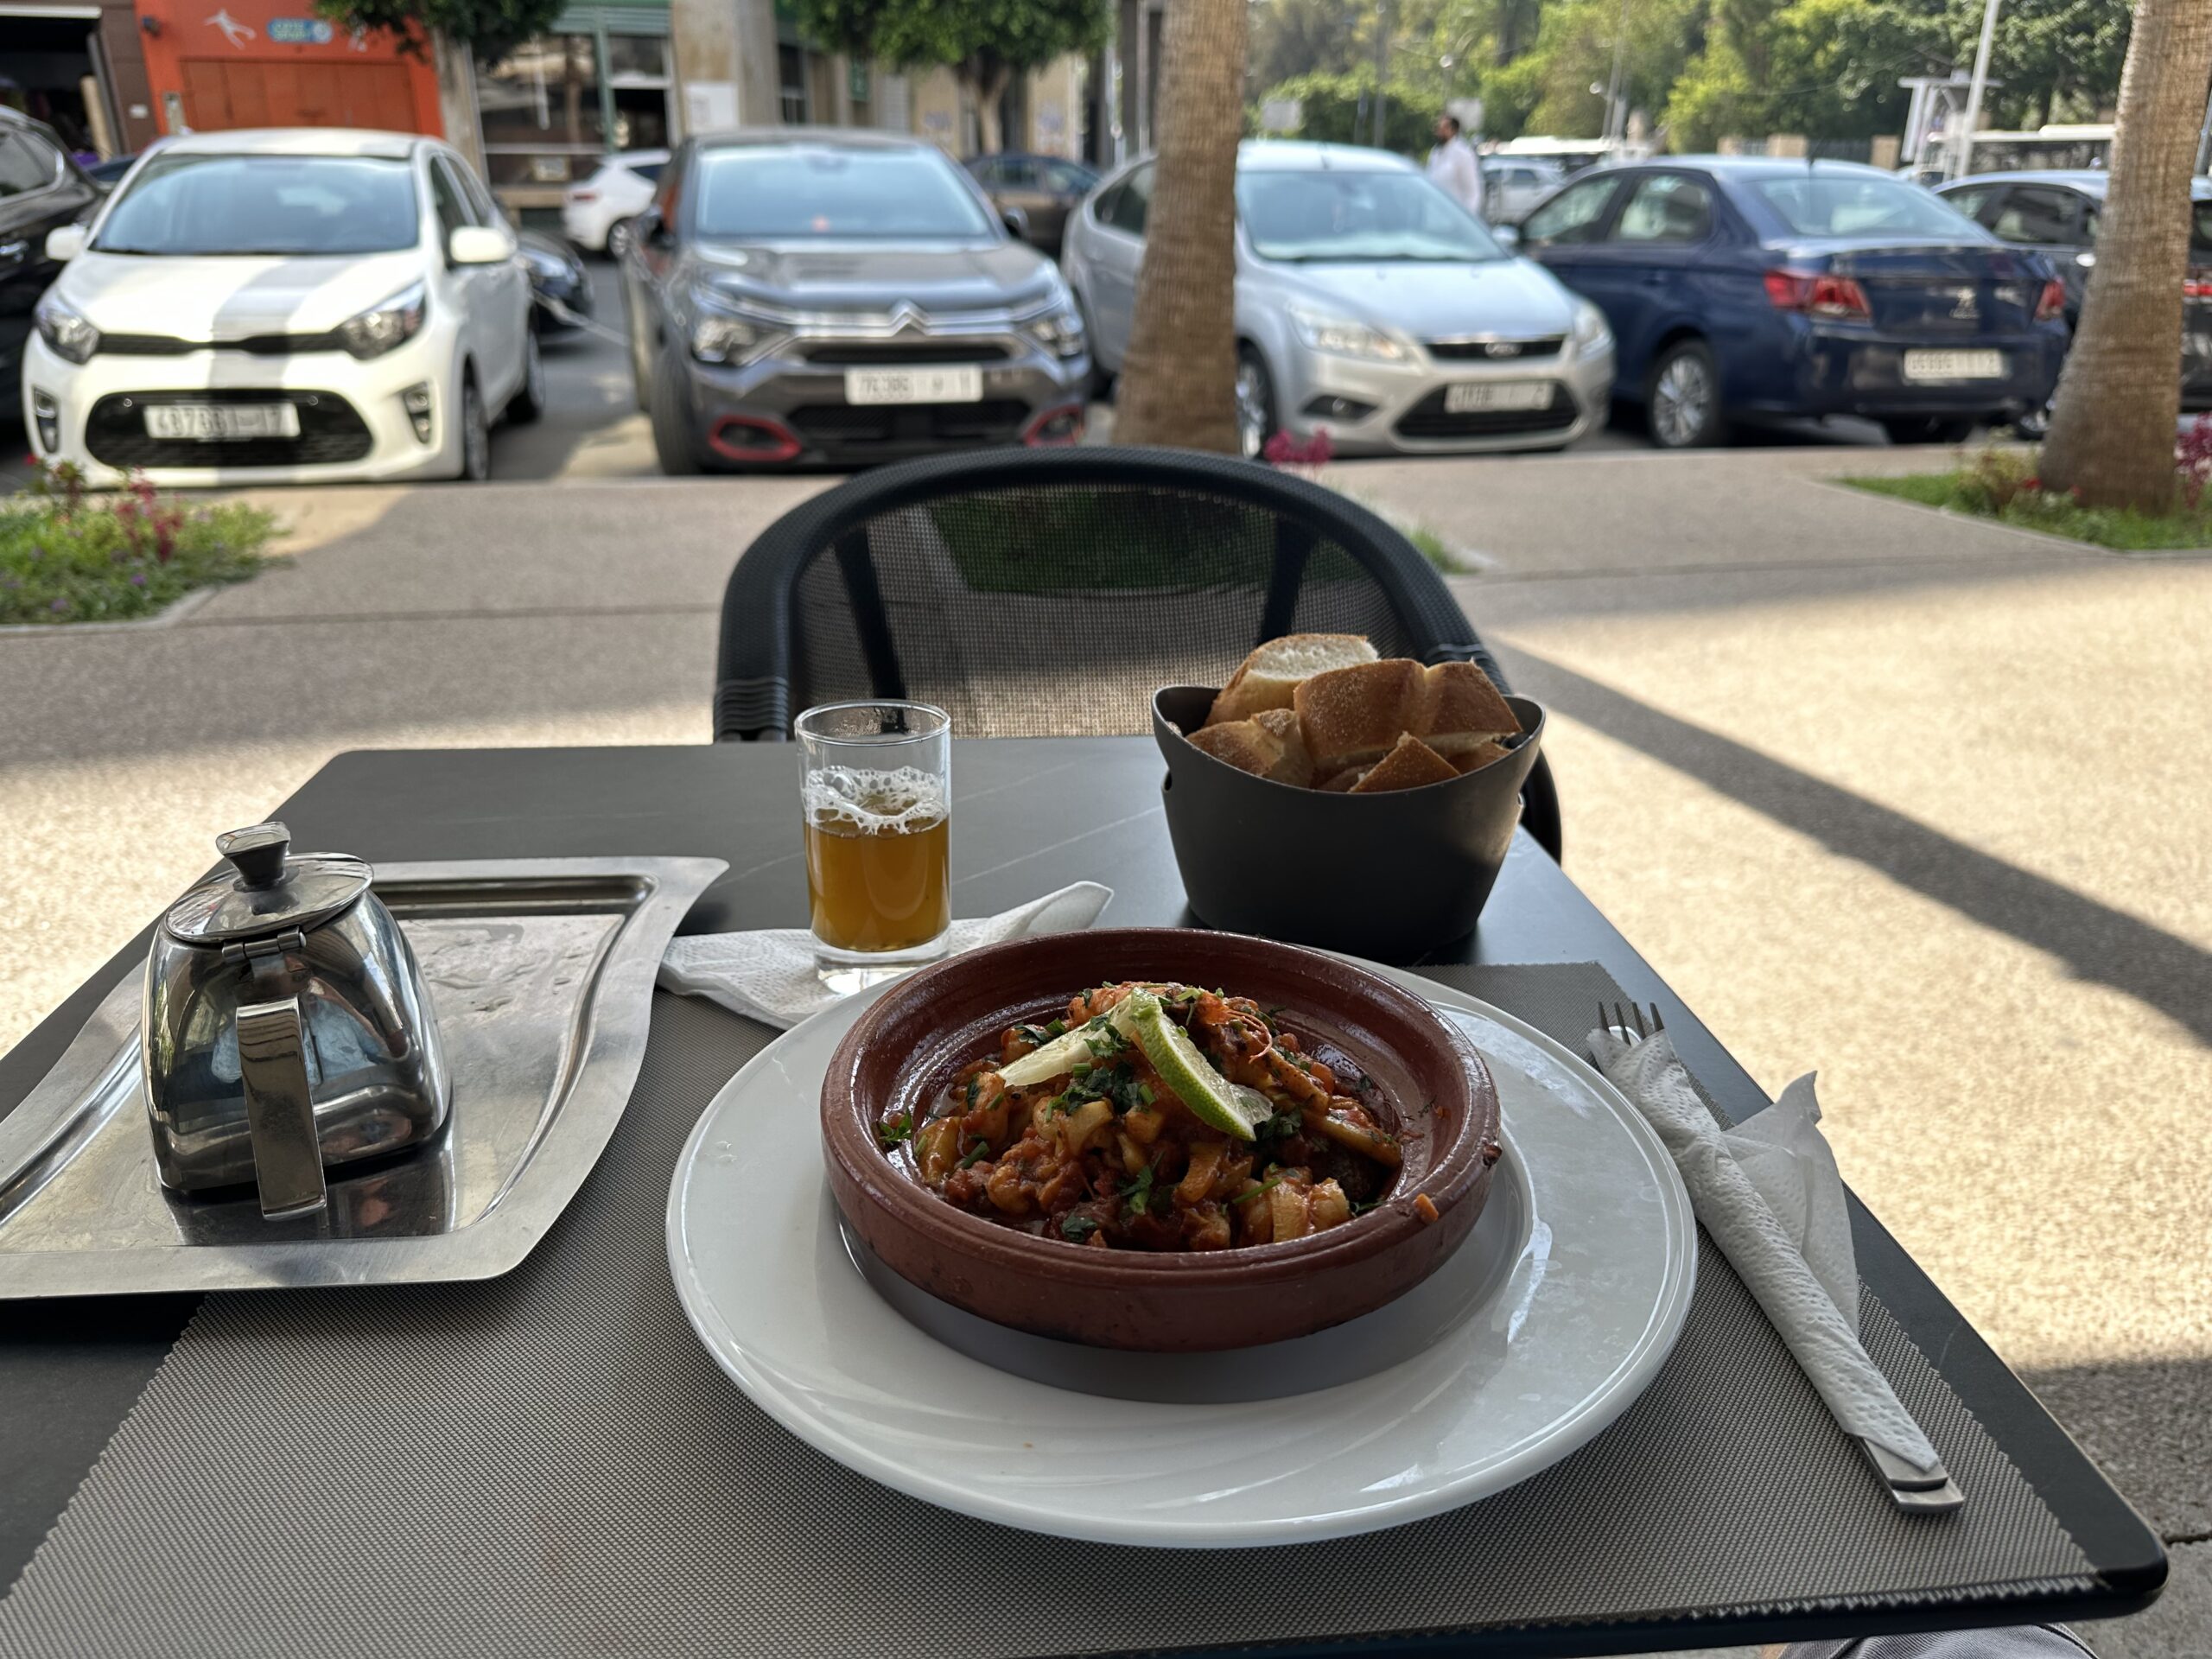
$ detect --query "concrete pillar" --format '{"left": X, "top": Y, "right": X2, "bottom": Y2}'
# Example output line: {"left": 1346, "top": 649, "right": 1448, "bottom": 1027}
{"left": 1116, "top": 0, "right": 1150, "bottom": 154}
{"left": 671, "top": 0, "right": 779, "bottom": 130}
{"left": 832, "top": 53, "right": 855, "bottom": 126}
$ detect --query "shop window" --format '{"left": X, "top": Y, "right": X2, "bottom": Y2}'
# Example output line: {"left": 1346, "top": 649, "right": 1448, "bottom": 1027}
{"left": 477, "top": 35, "right": 605, "bottom": 187}
{"left": 779, "top": 45, "right": 808, "bottom": 124}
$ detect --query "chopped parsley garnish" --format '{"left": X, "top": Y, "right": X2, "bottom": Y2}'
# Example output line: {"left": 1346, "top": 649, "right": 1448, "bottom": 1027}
{"left": 963, "top": 1076, "right": 983, "bottom": 1109}
{"left": 874, "top": 1113, "right": 912, "bottom": 1148}
{"left": 1255, "top": 1108, "right": 1301, "bottom": 1144}
{"left": 1120, "top": 1166, "right": 1156, "bottom": 1215}
{"left": 1061, "top": 1213, "right": 1100, "bottom": 1243}
{"left": 957, "top": 1141, "right": 990, "bottom": 1168}
{"left": 1045, "top": 1019, "right": 1067, "bottom": 1037}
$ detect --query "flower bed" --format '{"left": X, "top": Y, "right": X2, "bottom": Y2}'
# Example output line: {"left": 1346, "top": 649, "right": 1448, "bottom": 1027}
{"left": 0, "top": 462, "right": 275, "bottom": 626}
{"left": 1847, "top": 419, "right": 2212, "bottom": 553}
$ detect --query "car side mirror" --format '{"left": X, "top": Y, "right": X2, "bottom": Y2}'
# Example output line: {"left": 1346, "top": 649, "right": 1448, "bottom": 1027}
{"left": 1001, "top": 205, "right": 1030, "bottom": 238}
{"left": 45, "top": 224, "right": 86, "bottom": 263}
{"left": 1491, "top": 224, "right": 1520, "bottom": 251}
{"left": 448, "top": 225, "right": 515, "bottom": 265}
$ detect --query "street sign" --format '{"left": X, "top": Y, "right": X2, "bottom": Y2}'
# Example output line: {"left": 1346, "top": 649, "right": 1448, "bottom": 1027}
{"left": 1260, "top": 98, "right": 1301, "bottom": 134}
{"left": 266, "top": 18, "right": 334, "bottom": 44}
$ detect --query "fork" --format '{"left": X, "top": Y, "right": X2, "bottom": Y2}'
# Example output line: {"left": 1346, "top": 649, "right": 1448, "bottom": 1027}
{"left": 1591, "top": 999, "right": 1965, "bottom": 1514}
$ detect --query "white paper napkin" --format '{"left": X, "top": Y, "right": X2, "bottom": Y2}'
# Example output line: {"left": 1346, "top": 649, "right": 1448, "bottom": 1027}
{"left": 1588, "top": 1028, "right": 1942, "bottom": 1476}
{"left": 658, "top": 882, "right": 1112, "bottom": 1029}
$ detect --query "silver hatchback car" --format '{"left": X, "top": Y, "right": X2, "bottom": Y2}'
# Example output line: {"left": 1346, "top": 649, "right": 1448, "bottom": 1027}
{"left": 1064, "top": 141, "right": 1616, "bottom": 457}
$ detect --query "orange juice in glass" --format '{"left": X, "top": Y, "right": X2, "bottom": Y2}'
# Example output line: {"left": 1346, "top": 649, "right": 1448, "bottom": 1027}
{"left": 797, "top": 702, "right": 951, "bottom": 990}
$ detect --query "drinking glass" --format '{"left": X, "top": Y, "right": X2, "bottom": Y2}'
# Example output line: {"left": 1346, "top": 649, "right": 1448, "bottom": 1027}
{"left": 797, "top": 701, "right": 952, "bottom": 992}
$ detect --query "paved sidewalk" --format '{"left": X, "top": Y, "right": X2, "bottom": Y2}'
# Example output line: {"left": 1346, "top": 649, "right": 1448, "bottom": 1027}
{"left": 0, "top": 448, "right": 2202, "bottom": 1655}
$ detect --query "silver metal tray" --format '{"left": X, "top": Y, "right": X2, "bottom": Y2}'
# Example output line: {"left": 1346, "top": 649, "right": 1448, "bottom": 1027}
{"left": 0, "top": 855, "right": 725, "bottom": 1298}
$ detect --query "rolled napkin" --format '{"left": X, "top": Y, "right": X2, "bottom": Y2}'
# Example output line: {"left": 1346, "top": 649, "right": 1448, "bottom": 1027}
{"left": 659, "top": 882, "right": 1112, "bottom": 1029}
{"left": 1589, "top": 1028, "right": 1946, "bottom": 1483}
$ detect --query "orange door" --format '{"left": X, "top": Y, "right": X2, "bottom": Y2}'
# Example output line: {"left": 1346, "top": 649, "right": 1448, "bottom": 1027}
{"left": 180, "top": 60, "right": 419, "bottom": 130}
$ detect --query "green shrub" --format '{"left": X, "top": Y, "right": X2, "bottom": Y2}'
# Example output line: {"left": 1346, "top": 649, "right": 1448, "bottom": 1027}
{"left": 1250, "top": 71, "right": 1446, "bottom": 156}
{"left": 0, "top": 462, "right": 274, "bottom": 625}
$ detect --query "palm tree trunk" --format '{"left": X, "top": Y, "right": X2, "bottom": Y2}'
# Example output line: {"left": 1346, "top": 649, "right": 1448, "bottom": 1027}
{"left": 1111, "top": 0, "right": 1249, "bottom": 453}
{"left": 2037, "top": 0, "right": 2212, "bottom": 509}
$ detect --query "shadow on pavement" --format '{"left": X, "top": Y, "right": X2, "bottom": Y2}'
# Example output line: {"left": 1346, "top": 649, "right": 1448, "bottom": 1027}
{"left": 1495, "top": 646, "right": 2212, "bottom": 1047}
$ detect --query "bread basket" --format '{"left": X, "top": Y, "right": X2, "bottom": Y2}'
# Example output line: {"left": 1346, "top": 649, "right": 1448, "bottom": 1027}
{"left": 1153, "top": 685, "right": 1546, "bottom": 961}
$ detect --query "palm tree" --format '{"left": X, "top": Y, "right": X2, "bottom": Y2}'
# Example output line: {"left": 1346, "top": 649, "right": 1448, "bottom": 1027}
{"left": 1111, "top": 0, "right": 1250, "bottom": 453}
{"left": 2037, "top": 0, "right": 2212, "bottom": 509}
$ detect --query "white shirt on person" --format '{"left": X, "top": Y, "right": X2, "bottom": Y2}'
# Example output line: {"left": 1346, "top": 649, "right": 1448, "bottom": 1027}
{"left": 1426, "top": 136, "right": 1485, "bottom": 218}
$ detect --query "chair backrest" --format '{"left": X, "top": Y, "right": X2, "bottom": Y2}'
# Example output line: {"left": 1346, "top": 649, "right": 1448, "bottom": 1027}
{"left": 714, "top": 446, "right": 1562, "bottom": 856}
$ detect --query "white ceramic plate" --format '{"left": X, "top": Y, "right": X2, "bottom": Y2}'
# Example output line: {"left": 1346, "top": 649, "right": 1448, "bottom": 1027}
{"left": 665, "top": 966, "right": 1697, "bottom": 1547}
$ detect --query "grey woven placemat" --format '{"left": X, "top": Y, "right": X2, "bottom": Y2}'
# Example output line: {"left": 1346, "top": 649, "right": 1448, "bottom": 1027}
{"left": 0, "top": 964, "right": 2092, "bottom": 1659}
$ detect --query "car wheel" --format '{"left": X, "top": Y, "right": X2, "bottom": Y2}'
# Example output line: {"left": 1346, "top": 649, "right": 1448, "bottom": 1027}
{"left": 506, "top": 331, "right": 546, "bottom": 425}
{"left": 1071, "top": 287, "right": 1113, "bottom": 400}
{"left": 1646, "top": 339, "right": 1726, "bottom": 449}
{"left": 649, "top": 348, "right": 706, "bottom": 476}
{"left": 1881, "top": 416, "right": 1978, "bottom": 445}
{"left": 457, "top": 373, "right": 491, "bottom": 481}
{"left": 1235, "top": 346, "right": 1277, "bottom": 461}
{"left": 606, "top": 218, "right": 632, "bottom": 262}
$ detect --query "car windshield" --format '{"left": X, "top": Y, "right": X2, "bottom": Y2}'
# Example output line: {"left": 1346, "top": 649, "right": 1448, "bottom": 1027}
{"left": 93, "top": 153, "right": 419, "bottom": 256}
{"left": 695, "top": 146, "right": 995, "bottom": 239}
{"left": 1236, "top": 168, "right": 1507, "bottom": 262}
{"left": 1752, "top": 173, "right": 1976, "bottom": 238}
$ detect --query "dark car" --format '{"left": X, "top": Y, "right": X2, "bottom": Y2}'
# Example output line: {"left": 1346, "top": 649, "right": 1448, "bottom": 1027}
{"left": 1936, "top": 169, "right": 2212, "bottom": 409}
{"left": 964, "top": 151, "right": 1099, "bottom": 253}
{"left": 624, "top": 129, "right": 1089, "bottom": 472}
{"left": 517, "top": 229, "right": 594, "bottom": 335}
{"left": 0, "top": 108, "right": 101, "bottom": 412}
{"left": 1514, "top": 157, "right": 2068, "bottom": 446}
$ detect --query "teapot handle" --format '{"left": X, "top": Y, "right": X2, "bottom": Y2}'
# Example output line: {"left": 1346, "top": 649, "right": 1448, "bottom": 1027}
{"left": 228, "top": 932, "right": 327, "bottom": 1219}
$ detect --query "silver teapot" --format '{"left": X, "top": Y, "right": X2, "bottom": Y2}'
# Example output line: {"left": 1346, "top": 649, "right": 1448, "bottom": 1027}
{"left": 143, "top": 823, "right": 449, "bottom": 1218}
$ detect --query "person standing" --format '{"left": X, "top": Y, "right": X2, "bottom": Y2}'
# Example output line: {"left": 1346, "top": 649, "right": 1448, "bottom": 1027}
{"left": 1426, "top": 114, "right": 1486, "bottom": 219}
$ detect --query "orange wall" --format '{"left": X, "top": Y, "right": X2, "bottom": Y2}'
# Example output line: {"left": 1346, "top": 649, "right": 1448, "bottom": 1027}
{"left": 134, "top": 0, "right": 442, "bottom": 138}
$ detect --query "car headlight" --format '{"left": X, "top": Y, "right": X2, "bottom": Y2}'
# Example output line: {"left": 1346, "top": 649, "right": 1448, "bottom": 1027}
{"left": 335, "top": 281, "right": 427, "bottom": 359}
{"left": 34, "top": 292, "right": 98, "bottom": 365}
{"left": 1289, "top": 307, "right": 1408, "bottom": 363}
{"left": 1571, "top": 301, "right": 1613, "bottom": 358}
{"left": 690, "top": 290, "right": 775, "bottom": 365}
{"left": 1024, "top": 306, "right": 1086, "bottom": 359}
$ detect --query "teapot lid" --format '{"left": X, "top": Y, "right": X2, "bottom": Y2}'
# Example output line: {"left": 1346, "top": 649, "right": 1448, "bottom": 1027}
{"left": 162, "top": 822, "right": 373, "bottom": 944}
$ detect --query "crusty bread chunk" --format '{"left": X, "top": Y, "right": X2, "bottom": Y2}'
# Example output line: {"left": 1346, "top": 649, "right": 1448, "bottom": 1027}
{"left": 1417, "top": 661, "right": 1520, "bottom": 760}
{"left": 1185, "top": 705, "right": 1315, "bottom": 785}
{"left": 1294, "top": 658, "right": 1426, "bottom": 775}
{"left": 1448, "top": 737, "right": 1512, "bottom": 775}
{"left": 1205, "top": 633, "right": 1379, "bottom": 727}
{"left": 1351, "top": 733, "right": 1459, "bottom": 793}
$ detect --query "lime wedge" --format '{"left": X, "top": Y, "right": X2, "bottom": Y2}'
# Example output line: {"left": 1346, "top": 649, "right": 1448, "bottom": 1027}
{"left": 1114, "top": 990, "right": 1271, "bottom": 1141}
{"left": 997, "top": 1016, "right": 1124, "bottom": 1088}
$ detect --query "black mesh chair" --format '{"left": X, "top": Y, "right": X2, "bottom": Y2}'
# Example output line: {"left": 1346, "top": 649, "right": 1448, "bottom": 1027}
{"left": 714, "top": 447, "right": 1563, "bottom": 861}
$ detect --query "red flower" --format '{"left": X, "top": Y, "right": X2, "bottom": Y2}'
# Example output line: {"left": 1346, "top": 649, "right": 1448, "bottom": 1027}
{"left": 2019, "top": 477, "right": 2040, "bottom": 491}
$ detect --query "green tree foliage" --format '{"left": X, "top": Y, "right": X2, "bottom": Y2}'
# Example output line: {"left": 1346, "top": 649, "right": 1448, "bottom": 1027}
{"left": 791, "top": 0, "right": 1111, "bottom": 149}
{"left": 1251, "top": 69, "right": 1447, "bottom": 152}
{"left": 1244, "top": 0, "right": 2135, "bottom": 150}
{"left": 1249, "top": 0, "right": 1367, "bottom": 89}
{"left": 313, "top": 0, "right": 560, "bottom": 59}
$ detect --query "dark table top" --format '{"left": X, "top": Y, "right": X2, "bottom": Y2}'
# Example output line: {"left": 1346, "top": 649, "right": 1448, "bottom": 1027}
{"left": 0, "top": 740, "right": 2165, "bottom": 1649}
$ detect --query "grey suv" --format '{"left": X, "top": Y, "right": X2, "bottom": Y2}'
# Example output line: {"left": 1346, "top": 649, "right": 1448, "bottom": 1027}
{"left": 624, "top": 130, "right": 1090, "bottom": 471}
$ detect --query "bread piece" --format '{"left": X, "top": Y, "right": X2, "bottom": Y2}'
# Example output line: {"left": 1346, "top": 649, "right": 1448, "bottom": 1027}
{"left": 1415, "top": 661, "right": 1520, "bottom": 760}
{"left": 1185, "top": 707, "right": 1314, "bottom": 786}
{"left": 1350, "top": 733, "right": 1459, "bottom": 793}
{"left": 1205, "top": 633, "right": 1379, "bottom": 727}
{"left": 1294, "top": 658, "right": 1425, "bottom": 775}
{"left": 1318, "top": 765, "right": 1367, "bottom": 792}
{"left": 1448, "top": 737, "right": 1512, "bottom": 775}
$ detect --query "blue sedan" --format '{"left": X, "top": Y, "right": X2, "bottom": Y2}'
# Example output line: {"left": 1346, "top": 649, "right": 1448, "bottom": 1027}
{"left": 1511, "top": 157, "right": 2069, "bottom": 447}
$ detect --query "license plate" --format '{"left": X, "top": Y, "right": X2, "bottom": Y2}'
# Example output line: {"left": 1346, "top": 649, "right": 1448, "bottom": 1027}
{"left": 1901, "top": 350, "right": 2005, "bottom": 384}
{"left": 143, "top": 403, "right": 301, "bottom": 442}
{"left": 1444, "top": 380, "right": 1554, "bottom": 414}
{"left": 844, "top": 366, "right": 983, "bottom": 405}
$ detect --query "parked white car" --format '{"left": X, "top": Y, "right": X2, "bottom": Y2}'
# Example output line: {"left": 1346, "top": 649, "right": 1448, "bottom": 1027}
{"left": 1065, "top": 142, "right": 1614, "bottom": 458}
{"left": 23, "top": 128, "right": 539, "bottom": 486}
{"left": 563, "top": 149, "right": 670, "bottom": 257}
{"left": 1482, "top": 157, "right": 1567, "bottom": 225}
